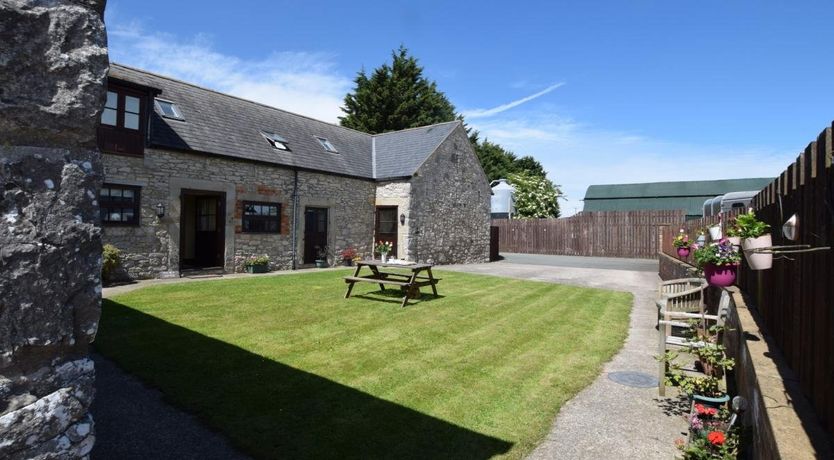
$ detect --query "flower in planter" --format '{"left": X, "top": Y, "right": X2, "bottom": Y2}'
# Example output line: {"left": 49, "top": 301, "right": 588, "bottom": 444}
{"left": 707, "top": 430, "right": 725, "bottom": 446}
{"left": 242, "top": 254, "right": 270, "bottom": 267}
{"left": 694, "top": 403, "right": 718, "bottom": 417}
{"left": 673, "top": 229, "right": 692, "bottom": 249}
{"left": 340, "top": 247, "right": 358, "bottom": 260}
{"left": 693, "top": 239, "right": 741, "bottom": 267}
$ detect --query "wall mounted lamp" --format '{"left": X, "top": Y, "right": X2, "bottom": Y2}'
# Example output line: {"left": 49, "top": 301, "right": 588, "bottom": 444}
{"left": 156, "top": 202, "right": 165, "bottom": 218}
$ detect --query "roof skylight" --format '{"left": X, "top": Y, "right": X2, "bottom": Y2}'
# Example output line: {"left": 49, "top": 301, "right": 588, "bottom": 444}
{"left": 154, "top": 98, "right": 183, "bottom": 120}
{"left": 262, "top": 132, "right": 290, "bottom": 151}
{"left": 315, "top": 136, "right": 338, "bottom": 153}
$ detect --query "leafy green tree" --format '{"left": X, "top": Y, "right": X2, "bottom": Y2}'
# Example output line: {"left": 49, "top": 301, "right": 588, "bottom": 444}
{"left": 509, "top": 172, "right": 562, "bottom": 218}
{"left": 473, "top": 139, "right": 517, "bottom": 181}
{"left": 340, "top": 46, "right": 457, "bottom": 133}
{"left": 513, "top": 155, "right": 546, "bottom": 178}
{"left": 340, "top": 46, "right": 553, "bottom": 189}
{"left": 470, "top": 135, "right": 548, "bottom": 182}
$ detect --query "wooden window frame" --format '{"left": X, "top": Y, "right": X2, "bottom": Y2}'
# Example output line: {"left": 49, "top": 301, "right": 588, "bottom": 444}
{"left": 242, "top": 201, "right": 282, "bottom": 234}
{"left": 97, "top": 83, "right": 147, "bottom": 156}
{"left": 100, "top": 183, "right": 141, "bottom": 226}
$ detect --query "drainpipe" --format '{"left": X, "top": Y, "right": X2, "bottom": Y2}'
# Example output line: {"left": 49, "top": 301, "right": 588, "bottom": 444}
{"left": 291, "top": 169, "right": 299, "bottom": 270}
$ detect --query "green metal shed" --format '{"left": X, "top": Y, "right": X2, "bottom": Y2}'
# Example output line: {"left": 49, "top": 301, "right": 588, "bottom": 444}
{"left": 583, "top": 178, "right": 774, "bottom": 219}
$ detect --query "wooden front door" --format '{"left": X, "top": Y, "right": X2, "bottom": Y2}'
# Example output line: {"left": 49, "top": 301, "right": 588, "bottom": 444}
{"left": 303, "top": 207, "right": 328, "bottom": 264}
{"left": 375, "top": 206, "right": 398, "bottom": 258}
{"left": 194, "top": 195, "right": 224, "bottom": 267}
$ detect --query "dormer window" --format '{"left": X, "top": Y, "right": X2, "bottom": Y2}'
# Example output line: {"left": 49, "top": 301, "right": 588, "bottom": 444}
{"left": 98, "top": 83, "right": 147, "bottom": 156}
{"left": 316, "top": 136, "right": 338, "bottom": 153}
{"left": 262, "top": 132, "right": 290, "bottom": 151}
{"left": 155, "top": 98, "right": 184, "bottom": 120}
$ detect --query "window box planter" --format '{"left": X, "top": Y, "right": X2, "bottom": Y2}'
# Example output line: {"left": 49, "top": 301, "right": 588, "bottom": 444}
{"left": 245, "top": 264, "right": 269, "bottom": 274}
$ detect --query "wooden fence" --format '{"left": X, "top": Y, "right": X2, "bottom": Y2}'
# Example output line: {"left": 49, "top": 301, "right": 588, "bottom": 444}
{"left": 493, "top": 210, "right": 685, "bottom": 259}
{"left": 661, "top": 123, "right": 834, "bottom": 439}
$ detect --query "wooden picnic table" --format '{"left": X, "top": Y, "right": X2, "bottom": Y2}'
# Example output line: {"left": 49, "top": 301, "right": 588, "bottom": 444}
{"left": 343, "top": 260, "right": 440, "bottom": 307}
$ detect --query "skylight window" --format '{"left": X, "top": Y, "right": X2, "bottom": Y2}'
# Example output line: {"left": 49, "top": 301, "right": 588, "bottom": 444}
{"left": 315, "top": 136, "right": 338, "bottom": 153}
{"left": 262, "top": 132, "right": 290, "bottom": 151}
{"left": 154, "top": 98, "right": 183, "bottom": 120}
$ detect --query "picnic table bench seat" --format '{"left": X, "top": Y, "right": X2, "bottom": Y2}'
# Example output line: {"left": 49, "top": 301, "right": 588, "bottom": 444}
{"left": 343, "top": 260, "right": 440, "bottom": 307}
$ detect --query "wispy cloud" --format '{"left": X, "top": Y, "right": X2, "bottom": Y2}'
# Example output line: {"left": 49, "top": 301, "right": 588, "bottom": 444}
{"left": 463, "top": 82, "right": 565, "bottom": 119}
{"left": 470, "top": 112, "right": 795, "bottom": 216}
{"left": 106, "top": 20, "right": 351, "bottom": 123}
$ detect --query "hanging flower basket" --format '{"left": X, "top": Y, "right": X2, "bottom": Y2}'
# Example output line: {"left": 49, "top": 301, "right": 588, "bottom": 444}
{"left": 742, "top": 234, "right": 773, "bottom": 270}
{"left": 703, "top": 263, "right": 738, "bottom": 287}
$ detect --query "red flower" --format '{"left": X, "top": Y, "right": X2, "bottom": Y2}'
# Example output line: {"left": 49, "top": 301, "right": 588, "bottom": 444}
{"left": 707, "top": 431, "right": 725, "bottom": 445}
{"left": 694, "top": 404, "right": 717, "bottom": 416}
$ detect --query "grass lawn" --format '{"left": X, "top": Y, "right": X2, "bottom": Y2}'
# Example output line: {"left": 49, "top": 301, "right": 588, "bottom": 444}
{"left": 97, "top": 269, "right": 632, "bottom": 459}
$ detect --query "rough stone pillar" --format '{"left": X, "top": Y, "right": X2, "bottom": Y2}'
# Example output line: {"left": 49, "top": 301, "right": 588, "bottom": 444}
{"left": 0, "top": 1, "right": 108, "bottom": 458}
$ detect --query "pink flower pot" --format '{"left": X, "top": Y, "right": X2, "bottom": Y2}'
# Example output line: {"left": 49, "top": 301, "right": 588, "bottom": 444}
{"left": 676, "top": 247, "right": 691, "bottom": 258}
{"left": 703, "top": 264, "right": 737, "bottom": 287}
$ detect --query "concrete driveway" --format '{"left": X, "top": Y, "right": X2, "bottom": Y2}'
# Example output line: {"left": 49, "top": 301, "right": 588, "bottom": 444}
{"left": 442, "top": 254, "right": 687, "bottom": 459}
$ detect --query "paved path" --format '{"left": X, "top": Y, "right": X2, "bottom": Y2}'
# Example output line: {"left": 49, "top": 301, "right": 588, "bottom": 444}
{"left": 500, "top": 252, "right": 659, "bottom": 273}
{"left": 443, "top": 257, "right": 687, "bottom": 459}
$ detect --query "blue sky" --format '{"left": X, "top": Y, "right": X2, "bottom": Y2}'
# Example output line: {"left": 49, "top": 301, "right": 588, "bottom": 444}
{"left": 105, "top": 1, "right": 834, "bottom": 215}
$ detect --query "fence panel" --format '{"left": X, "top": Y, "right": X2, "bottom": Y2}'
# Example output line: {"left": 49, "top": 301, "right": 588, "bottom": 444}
{"left": 659, "top": 122, "right": 834, "bottom": 438}
{"left": 493, "top": 210, "right": 685, "bottom": 259}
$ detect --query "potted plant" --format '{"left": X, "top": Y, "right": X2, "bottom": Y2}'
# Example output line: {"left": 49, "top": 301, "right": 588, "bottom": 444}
{"left": 340, "top": 247, "right": 357, "bottom": 267}
{"left": 315, "top": 246, "right": 329, "bottom": 268}
{"left": 243, "top": 255, "right": 270, "bottom": 273}
{"left": 673, "top": 229, "right": 693, "bottom": 258}
{"left": 693, "top": 239, "right": 741, "bottom": 287}
{"left": 688, "top": 325, "right": 735, "bottom": 380}
{"left": 677, "top": 411, "right": 740, "bottom": 460}
{"left": 725, "top": 222, "right": 741, "bottom": 247}
{"left": 375, "top": 240, "right": 393, "bottom": 263}
{"left": 735, "top": 209, "right": 772, "bottom": 270}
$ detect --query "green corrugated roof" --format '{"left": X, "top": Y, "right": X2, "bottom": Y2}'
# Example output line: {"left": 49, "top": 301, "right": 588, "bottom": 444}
{"left": 584, "top": 178, "right": 774, "bottom": 200}
{"left": 582, "top": 178, "right": 774, "bottom": 217}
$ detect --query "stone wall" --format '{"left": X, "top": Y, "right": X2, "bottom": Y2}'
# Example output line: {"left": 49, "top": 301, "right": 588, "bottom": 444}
{"left": 0, "top": 1, "right": 108, "bottom": 458}
{"left": 102, "top": 148, "right": 376, "bottom": 277}
{"left": 408, "top": 125, "right": 491, "bottom": 264}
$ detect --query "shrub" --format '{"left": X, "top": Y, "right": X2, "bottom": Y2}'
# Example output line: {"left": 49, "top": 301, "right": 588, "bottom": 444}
{"left": 102, "top": 244, "right": 122, "bottom": 284}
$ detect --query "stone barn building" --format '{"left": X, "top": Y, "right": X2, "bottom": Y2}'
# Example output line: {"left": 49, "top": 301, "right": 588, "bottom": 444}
{"left": 99, "top": 64, "right": 491, "bottom": 279}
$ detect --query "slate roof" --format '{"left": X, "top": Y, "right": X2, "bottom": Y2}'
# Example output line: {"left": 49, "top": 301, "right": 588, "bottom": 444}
{"left": 108, "top": 63, "right": 460, "bottom": 180}
{"left": 373, "top": 122, "right": 461, "bottom": 179}
{"left": 583, "top": 178, "right": 774, "bottom": 217}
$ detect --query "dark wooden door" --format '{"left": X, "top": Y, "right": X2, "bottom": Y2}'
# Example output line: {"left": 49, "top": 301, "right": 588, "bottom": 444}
{"left": 195, "top": 196, "right": 223, "bottom": 267}
{"left": 375, "top": 206, "right": 398, "bottom": 258}
{"left": 304, "top": 207, "right": 328, "bottom": 264}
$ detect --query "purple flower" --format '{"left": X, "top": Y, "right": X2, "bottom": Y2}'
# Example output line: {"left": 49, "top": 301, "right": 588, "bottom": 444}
{"left": 690, "top": 413, "right": 704, "bottom": 431}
